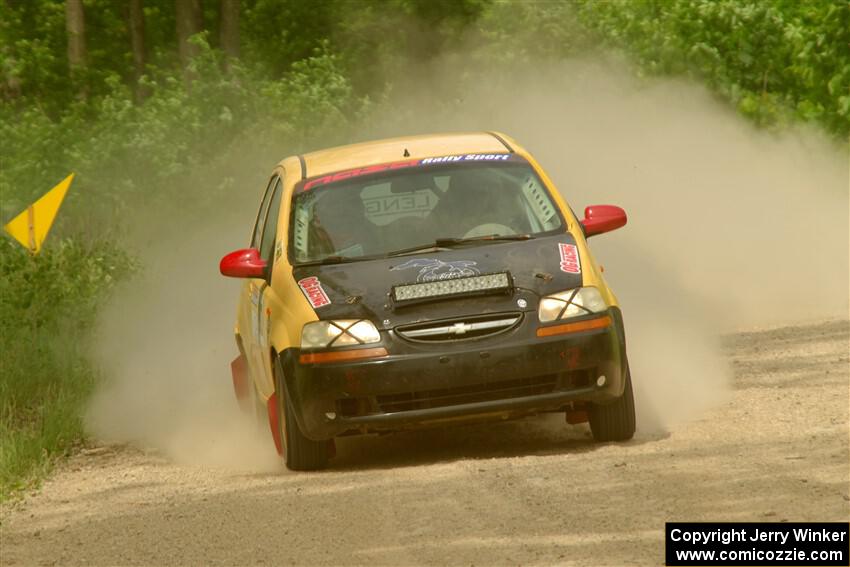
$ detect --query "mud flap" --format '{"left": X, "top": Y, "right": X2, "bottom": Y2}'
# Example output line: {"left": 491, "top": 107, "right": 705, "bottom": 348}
{"left": 566, "top": 409, "right": 589, "bottom": 424}
{"left": 566, "top": 403, "right": 589, "bottom": 424}
{"left": 230, "top": 355, "right": 251, "bottom": 413}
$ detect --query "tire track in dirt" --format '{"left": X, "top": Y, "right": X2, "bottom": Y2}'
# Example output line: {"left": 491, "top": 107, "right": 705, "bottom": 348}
{"left": 1, "top": 320, "right": 847, "bottom": 566}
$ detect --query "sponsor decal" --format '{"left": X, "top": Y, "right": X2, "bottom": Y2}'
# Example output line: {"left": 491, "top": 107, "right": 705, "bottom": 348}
{"left": 391, "top": 258, "right": 480, "bottom": 282}
{"left": 298, "top": 276, "right": 331, "bottom": 308}
{"left": 558, "top": 243, "right": 581, "bottom": 274}
{"left": 420, "top": 153, "right": 510, "bottom": 165}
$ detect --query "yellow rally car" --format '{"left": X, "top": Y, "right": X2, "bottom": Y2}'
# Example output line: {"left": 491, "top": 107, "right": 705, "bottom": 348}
{"left": 220, "top": 132, "right": 633, "bottom": 470}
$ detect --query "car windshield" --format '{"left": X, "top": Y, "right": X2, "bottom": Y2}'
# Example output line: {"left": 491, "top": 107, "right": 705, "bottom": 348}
{"left": 290, "top": 157, "right": 564, "bottom": 264}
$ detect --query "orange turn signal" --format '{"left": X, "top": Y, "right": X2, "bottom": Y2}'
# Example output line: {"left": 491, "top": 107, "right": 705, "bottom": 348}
{"left": 536, "top": 315, "right": 612, "bottom": 338}
{"left": 299, "top": 347, "right": 388, "bottom": 365}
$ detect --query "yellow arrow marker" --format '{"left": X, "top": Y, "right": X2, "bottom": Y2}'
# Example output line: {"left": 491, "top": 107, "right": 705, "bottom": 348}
{"left": 3, "top": 173, "right": 74, "bottom": 255}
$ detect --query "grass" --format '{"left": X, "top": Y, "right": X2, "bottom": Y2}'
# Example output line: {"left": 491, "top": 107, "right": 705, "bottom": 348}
{"left": 0, "top": 345, "right": 95, "bottom": 500}
{"left": 0, "top": 238, "right": 135, "bottom": 501}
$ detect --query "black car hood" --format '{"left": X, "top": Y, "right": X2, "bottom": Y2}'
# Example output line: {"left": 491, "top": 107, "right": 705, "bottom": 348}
{"left": 291, "top": 233, "right": 584, "bottom": 329}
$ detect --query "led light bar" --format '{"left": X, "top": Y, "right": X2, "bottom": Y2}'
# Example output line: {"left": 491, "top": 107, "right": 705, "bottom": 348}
{"left": 392, "top": 272, "right": 511, "bottom": 302}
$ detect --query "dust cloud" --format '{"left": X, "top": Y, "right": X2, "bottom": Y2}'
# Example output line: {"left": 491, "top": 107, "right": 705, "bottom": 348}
{"left": 86, "top": 218, "right": 280, "bottom": 472}
{"left": 86, "top": 56, "right": 848, "bottom": 465}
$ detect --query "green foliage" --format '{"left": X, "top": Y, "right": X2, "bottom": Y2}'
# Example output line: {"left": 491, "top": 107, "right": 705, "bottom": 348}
{"left": 0, "top": 0, "right": 66, "bottom": 108}
{"left": 241, "top": 0, "right": 338, "bottom": 77}
{"left": 573, "top": 0, "right": 850, "bottom": 137}
{"left": 473, "top": 0, "right": 594, "bottom": 64}
{"left": 1, "top": 37, "right": 363, "bottom": 225}
{"left": 0, "top": 238, "right": 136, "bottom": 499}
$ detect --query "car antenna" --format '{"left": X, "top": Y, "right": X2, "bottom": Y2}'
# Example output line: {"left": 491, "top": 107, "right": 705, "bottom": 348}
{"left": 403, "top": 148, "right": 410, "bottom": 157}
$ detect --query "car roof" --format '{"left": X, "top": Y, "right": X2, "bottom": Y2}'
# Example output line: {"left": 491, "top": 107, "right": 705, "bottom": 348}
{"left": 295, "top": 132, "right": 516, "bottom": 179}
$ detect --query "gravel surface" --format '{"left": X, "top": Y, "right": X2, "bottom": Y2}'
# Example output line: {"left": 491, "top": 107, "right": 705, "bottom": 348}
{"left": 2, "top": 320, "right": 848, "bottom": 566}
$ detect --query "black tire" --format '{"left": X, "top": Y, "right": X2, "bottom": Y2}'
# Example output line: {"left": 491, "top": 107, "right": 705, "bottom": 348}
{"left": 589, "top": 366, "right": 636, "bottom": 442}
{"left": 274, "top": 365, "right": 329, "bottom": 471}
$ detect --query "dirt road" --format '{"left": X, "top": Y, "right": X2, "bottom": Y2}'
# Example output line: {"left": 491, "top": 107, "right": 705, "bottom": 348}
{"left": 2, "top": 320, "right": 848, "bottom": 566}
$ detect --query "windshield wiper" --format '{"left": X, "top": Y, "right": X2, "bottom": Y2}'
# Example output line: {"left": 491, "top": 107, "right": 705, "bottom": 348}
{"left": 385, "top": 234, "right": 534, "bottom": 258}
{"left": 383, "top": 244, "right": 452, "bottom": 258}
{"left": 436, "top": 234, "right": 534, "bottom": 245}
{"left": 295, "top": 255, "right": 356, "bottom": 267}
{"left": 300, "top": 235, "right": 537, "bottom": 264}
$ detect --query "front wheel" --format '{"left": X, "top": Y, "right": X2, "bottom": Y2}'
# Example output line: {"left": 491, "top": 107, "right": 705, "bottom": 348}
{"left": 589, "top": 366, "right": 636, "bottom": 442}
{"left": 274, "top": 364, "right": 329, "bottom": 471}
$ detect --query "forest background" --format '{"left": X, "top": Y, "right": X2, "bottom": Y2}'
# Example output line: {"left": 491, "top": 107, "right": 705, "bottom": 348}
{"left": 1, "top": 0, "right": 848, "bottom": 499}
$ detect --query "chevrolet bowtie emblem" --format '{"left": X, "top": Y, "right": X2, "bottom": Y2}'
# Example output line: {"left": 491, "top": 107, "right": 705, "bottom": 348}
{"left": 450, "top": 322, "right": 471, "bottom": 335}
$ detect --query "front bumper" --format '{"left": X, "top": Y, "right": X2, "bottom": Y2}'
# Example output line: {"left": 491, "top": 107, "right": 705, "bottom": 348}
{"left": 281, "top": 308, "right": 628, "bottom": 440}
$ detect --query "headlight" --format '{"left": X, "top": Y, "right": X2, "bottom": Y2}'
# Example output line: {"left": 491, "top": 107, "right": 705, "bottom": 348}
{"left": 538, "top": 287, "right": 607, "bottom": 323}
{"left": 300, "top": 320, "right": 381, "bottom": 349}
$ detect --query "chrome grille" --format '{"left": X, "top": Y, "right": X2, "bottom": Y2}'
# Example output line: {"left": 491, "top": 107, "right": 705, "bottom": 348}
{"left": 396, "top": 313, "right": 521, "bottom": 342}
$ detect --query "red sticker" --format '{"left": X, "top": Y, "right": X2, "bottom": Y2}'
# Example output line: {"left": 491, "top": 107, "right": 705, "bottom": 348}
{"left": 302, "top": 159, "right": 420, "bottom": 191}
{"left": 558, "top": 243, "right": 581, "bottom": 274}
{"left": 298, "top": 276, "right": 331, "bottom": 308}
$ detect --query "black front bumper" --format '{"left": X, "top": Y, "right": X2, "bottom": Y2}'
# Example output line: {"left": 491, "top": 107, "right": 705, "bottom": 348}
{"left": 281, "top": 308, "right": 628, "bottom": 440}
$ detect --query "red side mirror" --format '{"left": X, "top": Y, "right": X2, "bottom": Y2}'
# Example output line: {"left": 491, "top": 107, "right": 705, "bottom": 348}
{"left": 220, "top": 248, "right": 267, "bottom": 278}
{"left": 581, "top": 205, "right": 627, "bottom": 237}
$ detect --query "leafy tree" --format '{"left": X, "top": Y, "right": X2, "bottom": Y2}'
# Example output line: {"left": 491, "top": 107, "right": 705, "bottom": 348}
{"left": 573, "top": 0, "right": 850, "bottom": 136}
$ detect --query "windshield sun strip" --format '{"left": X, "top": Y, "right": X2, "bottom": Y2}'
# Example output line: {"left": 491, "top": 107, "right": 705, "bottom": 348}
{"left": 295, "top": 153, "right": 524, "bottom": 193}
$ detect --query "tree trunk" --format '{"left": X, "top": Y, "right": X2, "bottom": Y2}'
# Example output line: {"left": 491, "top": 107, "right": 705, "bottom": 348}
{"left": 128, "top": 0, "right": 146, "bottom": 101}
{"left": 220, "top": 0, "right": 240, "bottom": 69}
{"left": 65, "top": 0, "right": 87, "bottom": 71}
{"left": 176, "top": 0, "right": 203, "bottom": 70}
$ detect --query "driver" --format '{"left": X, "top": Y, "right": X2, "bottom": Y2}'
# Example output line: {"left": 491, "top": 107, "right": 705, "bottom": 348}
{"left": 437, "top": 168, "right": 523, "bottom": 237}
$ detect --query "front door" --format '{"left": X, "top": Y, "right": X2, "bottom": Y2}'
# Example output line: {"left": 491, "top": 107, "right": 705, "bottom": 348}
{"left": 247, "top": 175, "right": 283, "bottom": 399}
